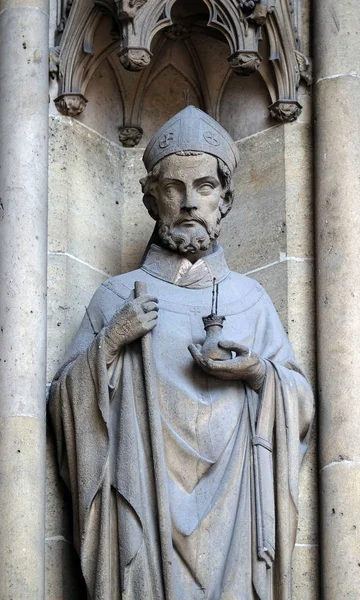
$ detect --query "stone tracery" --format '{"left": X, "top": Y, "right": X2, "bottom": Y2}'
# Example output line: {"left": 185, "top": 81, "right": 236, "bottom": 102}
{"left": 51, "top": 0, "right": 309, "bottom": 124}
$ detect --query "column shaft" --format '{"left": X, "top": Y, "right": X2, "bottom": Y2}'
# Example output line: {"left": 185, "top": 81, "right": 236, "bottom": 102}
{"left": 0, "top": 0, "right": 49, "bottom": 596}
{"left": 314, "top": 2, "right": 360, "bottom": 597}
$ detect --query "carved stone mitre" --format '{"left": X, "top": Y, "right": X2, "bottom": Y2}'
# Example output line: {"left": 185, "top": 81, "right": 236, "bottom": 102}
{"left": 143, "top": 105, "right": 240, "bottom": 173}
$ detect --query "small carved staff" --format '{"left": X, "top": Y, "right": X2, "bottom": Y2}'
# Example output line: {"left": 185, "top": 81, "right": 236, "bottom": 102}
{"left": 134, "top": 281, "right": 174, "bottom": 598}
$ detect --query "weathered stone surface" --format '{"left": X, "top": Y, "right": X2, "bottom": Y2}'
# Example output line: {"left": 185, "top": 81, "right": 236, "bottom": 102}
{"left": 220, "top": 71, "right": 276, "bottom": 140}
{"left": 47, "top": 253, "right": 107, "bottom": 381}
{"left": 77, "top": 59, "right": 124, "bottom": 145}
{"left": 248, "top": 259, "right": 315, "bottom": 380}
{"left": 297, "top": 87, "right": 312, "bottom": 124}
{"left": 321, "top": 463, "right": 360, "bottom": 599}
{"left": 45, "top": 539, "right": 86, "bottom": 599}
{"left": 49, "top": 116, "right": 150, "bottom": 277}
{"left": 287, "top": 259, "right": 316, "bottom": 384}
{"left": 284, "top": 124, "right": 313, "bottom": 259}
{"left": 249, "top": 259, "right": 317, "bottom": 548}
{"left": 46, "top": 430, "right": 72, "bottom": 540}
{"left": 222, "top": 126, "right": 286, "bottom": 274}
{"left": 0, "top": 7, "right": 48, "bottom": 422}
{"left": 315, "top": 77, "right": 360, "bottom": 470}
{"left": 223, "top": 123, "right": 313, "bottom": 276}
{"left": 292, "top": 545, "right": 319, "bottom": 599}
{"left": 297, "top": 427, "right": 318, "bottom": 545}
{"left": 247, "top": 261, "right": 288, "bottom": 326}
{"left": 0, "top": 4, "right": 48, "bottom": 596}
{"left": 0, "top": 0, "right": 48, "bottom": 11}
{"left": 314, "top": 3, "right": 360, "bottom": 593}
{"left": 0, "top": 417, "right": 45, "bottom": 598}
{"left": 315, "top": 1, "right": 360, "bottom": 80}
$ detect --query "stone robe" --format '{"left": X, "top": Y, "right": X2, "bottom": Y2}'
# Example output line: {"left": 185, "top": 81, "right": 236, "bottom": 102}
{"left": 49, "top": 244, "right": 314, "bottom": 600}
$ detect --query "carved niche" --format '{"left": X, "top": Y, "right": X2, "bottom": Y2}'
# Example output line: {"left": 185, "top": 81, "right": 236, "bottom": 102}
{"left": 51, "top": 0, "right": 310, "bottom": 123}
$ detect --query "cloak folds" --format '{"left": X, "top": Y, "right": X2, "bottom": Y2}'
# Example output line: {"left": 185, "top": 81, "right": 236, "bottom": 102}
{"left": 49, "top": 248, "right": 314, "bottom": 600}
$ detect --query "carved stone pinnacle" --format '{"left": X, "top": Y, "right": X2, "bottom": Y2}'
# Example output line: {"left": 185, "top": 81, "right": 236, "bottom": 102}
{"left": 268, "top": 100, "right": 302, "bottom": 123}
{"left": 118, "top": 126, "right": 143, "bottom": 147}
{"left": 54, "top": 93, "right": 88, "bottom": 117}
{"left": 228, "top": 51, "right": 262, "bottom": 76}
{"left": 118, "top": 47, "right": 152, "bottom": 71}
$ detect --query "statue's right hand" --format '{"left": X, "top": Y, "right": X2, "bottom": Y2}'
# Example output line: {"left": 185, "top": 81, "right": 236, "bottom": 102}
{"left": 104, "top": 294, "right": 159, "bottom": 359}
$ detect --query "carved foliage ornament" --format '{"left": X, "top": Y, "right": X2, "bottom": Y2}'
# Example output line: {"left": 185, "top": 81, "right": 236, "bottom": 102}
{"left": 118, "top": 125, "right": 143, "bottom": 147}
{"left": 53, "top": 0, "right": 308, "bottom": 123}
{"left": 268, "top": 99, "right": 302, "bottom": 122}
{"left": 118, "top": 47, "right": 152, "bottom": 72}
{"left": 238, "top": 0, "right": 271, "bottom": 27}
{"left": 54, "top": 93, "right": 88, "bottom": 116}
{"left": 116, "top": 0, "right": 148, "bottom": 21}
{"left": 228, "top": 51, "right": 262, "bottom": 76}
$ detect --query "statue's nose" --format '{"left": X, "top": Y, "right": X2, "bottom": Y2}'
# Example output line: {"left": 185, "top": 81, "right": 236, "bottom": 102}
{"left": 181, "top": 188, "right": 198, "bottom": 212}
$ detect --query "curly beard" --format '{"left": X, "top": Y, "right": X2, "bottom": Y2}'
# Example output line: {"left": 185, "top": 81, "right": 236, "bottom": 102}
{"left": 158, "top": 216, "right": 221, "bottom": 254}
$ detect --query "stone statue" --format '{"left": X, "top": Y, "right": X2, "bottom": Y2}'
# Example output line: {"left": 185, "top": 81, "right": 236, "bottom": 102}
{"left": 49, "top": 106, "right": 314, "bottom": 600}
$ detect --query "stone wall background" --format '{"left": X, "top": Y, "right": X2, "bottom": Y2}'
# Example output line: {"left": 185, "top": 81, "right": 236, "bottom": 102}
{"left": 46, "top": 1, "right": 317, "bottom": 597}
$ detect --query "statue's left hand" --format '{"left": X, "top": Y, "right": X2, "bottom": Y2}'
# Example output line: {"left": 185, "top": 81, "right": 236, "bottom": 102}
{"left": 188, "top": 341, "right": 266, "bottom": 392}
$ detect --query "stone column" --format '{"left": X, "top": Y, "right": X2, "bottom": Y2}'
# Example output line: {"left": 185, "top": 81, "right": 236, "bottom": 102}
{"left": 314, "top": 2, "right": 360, "bottom": 597}
{"left": 0, "top": 0, "right": 49, "bottom": 595}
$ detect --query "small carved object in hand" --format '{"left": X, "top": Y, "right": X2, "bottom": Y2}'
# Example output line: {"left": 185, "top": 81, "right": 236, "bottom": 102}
{"left": 200, "top": 279, "right": 232, "bottom": 361}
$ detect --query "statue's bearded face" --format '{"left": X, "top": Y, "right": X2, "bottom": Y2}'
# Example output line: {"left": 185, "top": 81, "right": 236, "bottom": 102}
{"left": 149, "top": 153, "right": 229, "bottom": 255}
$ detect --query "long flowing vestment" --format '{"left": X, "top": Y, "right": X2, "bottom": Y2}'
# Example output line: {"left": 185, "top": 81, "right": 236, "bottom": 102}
{"left": 49, "top": 244, "right": 314, "bottom": 600}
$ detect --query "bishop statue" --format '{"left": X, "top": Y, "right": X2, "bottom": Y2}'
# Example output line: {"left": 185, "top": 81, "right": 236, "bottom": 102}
{"left": 49, "top": 106, "right": 314, "bottom": 600}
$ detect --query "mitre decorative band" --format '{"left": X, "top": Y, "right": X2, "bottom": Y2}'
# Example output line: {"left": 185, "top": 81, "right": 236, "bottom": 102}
{"left": 143, "top": 106, "right": 240, "bottom": 173}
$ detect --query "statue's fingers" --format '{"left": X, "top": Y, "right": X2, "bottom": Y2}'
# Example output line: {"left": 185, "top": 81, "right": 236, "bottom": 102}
{"left": 144, "top": 319, "right": 157, "bottom": 331}
{"left": 142, "top": 301, "right": 159, "bottom": 313}
{"left": 144, "top": 310, "right": 158, "bottom": 321}
{"left": 203, "top": 357, "right": 223, "bottom": 370}
{"left": 136, "top": 294, "right": 158, "bottom": 305}
{"left": 188, "top": 343, "right": 200, "bottom": 359}
{"left": 188, "top": 344, "right": 207, "bottom": 365}
{"left": 218, "top": 341, "right": 250, "bottom": 356}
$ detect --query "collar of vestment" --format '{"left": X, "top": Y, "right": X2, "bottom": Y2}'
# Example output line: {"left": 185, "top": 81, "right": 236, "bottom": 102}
{"left": 141, "top": 244, "right": 230, "bottom": 289}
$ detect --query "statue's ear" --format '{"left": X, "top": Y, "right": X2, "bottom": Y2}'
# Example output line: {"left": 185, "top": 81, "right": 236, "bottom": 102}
{"left": 219, "top": 188, "right": 234, "bottom": 218}
{"left": 143, "top": 193, "right": 159, "bottom": 221}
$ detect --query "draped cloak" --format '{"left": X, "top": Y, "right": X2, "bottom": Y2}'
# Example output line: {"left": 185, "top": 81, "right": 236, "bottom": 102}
{"left": 48, "top": 244, "right": 314, "bottom": 600}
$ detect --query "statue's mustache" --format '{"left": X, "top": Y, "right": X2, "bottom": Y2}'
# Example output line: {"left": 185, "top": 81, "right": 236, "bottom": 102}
{"left": 174, "top": 214, "right": 209, "bottom": 228}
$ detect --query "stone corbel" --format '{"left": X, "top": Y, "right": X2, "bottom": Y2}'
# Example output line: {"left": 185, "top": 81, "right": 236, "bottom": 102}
{"left": 54, "top": 92, "right": 88, "bottom": 116}
{"left": 118, "top": 48, "right": 152, "bottom": 72}
{"left": 268, "top": 99, "right": 302, "bottom": 122}
{"left": 228, "top": 51, "right": 262, "bottom": 76}
{"left": 118, "top": 125, "right": 143, "bottom": 147}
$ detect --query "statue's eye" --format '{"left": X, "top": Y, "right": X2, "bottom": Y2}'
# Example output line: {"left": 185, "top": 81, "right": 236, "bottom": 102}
{"left": 165, "top": 183, "right": 179, "bottom": 193}
{"left": 198, "top": 183, "right": 215, "bottom": 193}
